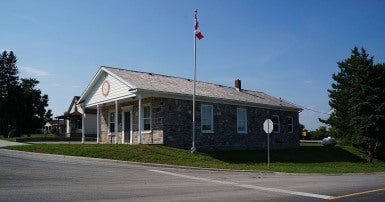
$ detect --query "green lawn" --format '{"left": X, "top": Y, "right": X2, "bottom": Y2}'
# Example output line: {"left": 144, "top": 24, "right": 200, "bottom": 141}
{"left": 3, "top": 143, "right": 385, "bottom": 173}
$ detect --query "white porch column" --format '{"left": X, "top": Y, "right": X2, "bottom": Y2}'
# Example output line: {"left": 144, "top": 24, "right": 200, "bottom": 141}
{"left": 96, "top": 104, "right": 100, "bottom": 144}
{"left": 115, "top": 100, "right": 118, "bottom": 144}
{"left": 121, "top": 110, "right": 125, "bottom": 144}
{"left": 81, "top": 111, "right": 85, "bottom": 144}
{"left": 138, "top": 95, "right": 142, "bottom": 144}
{"left": 130, "top": 108, "right": 133, "bottom": 144}
{"left": 66, "top": 118, "right": 70, "bottom": 136}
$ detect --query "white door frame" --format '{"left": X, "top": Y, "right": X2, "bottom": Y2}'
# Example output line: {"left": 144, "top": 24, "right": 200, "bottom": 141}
{"left": 121, "top": 106, "right": 133, "bottom": 144}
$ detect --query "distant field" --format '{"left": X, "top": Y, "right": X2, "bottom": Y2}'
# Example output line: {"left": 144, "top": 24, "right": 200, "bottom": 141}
{"left": 3, "top": 143, "right": 385, "bottom": 173}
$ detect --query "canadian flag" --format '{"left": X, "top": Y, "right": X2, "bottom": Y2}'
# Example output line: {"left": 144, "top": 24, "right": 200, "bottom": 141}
{"left": 194, "top": 15, "right": 204, "bottom": 40}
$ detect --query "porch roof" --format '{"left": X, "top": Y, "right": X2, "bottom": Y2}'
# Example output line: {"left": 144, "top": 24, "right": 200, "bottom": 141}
{"left": 55, "top": 111, "right": 82, "bottom": 119}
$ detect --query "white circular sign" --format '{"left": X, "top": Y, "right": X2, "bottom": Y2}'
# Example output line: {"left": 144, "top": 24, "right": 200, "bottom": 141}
{"left": 263, "top": 119, "right": 274, "bottom": 134}
{"left": 102, "top": 80, "right": 110, "bottom": 97}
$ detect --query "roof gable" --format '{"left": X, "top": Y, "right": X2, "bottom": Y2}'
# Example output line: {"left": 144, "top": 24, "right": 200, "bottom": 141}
{"left": 79, "top": 67, "right": 136, "bottom": 107}
{"left": 67, "top": 96, "right": 80, "bottom": 113}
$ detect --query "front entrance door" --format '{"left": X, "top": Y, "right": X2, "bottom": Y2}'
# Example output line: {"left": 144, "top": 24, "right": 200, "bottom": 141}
{"left": 122, "top": 111, "right": 132, "bottom": 144}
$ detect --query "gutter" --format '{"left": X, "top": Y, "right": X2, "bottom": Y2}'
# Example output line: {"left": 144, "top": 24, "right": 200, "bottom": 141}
{"left": 136, "top": 88, "right": 301, "bottom": 112}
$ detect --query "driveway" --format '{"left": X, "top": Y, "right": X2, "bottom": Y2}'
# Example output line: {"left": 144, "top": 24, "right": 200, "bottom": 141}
{"left": 0, "top": 140, "right": 27, "bottom": 147}
{"left": 1, "top": 149, "right": 385, "bottom": 201}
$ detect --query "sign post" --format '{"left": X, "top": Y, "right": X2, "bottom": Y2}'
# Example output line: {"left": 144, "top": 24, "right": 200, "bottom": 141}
{"left": 263, "top": 119, "right": 273, "bottom": 169}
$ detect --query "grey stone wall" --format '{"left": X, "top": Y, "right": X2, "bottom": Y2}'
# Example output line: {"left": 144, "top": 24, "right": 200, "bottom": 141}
{"left": 161, "top": 98, "right": 300, "bottom": 150}
{"left": 162, "top": 98, "right": 194, "bottom": 148}
{"left": 97, "top": 97, "right": 299, "bottom": 150}
{"left": 100, "top": 107, "right": 109, "bottom": 143}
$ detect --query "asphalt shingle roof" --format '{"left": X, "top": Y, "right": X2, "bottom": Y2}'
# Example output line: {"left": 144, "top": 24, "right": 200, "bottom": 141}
{"left": 104, "top": 66, "right": 300, "bottom": 111}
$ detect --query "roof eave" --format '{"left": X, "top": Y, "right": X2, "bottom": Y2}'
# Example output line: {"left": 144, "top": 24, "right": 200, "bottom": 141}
{"left": 137, "top": 89, "right": 301, "bottom": 112}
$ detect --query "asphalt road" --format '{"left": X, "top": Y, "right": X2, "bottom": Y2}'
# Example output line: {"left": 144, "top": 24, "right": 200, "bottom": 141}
{"left": 1, "top": 149, "right": 385, "bottom": 202}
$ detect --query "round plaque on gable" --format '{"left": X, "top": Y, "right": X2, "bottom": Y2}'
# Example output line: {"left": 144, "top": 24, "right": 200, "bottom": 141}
{"left": 102, "top": 80, "right": 110, "bottom": 97}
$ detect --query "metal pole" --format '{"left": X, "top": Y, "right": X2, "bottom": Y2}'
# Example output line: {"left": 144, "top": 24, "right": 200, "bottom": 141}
{"left": 138, "top": 95, "right": 142, "bottom": 144}
{"left": 191, "top": 10, "right": 197, "bottom": 153}
{"left": 267, "top": 121, "right": 270, "bottom": 169}
{"left": 268, "top": 132, "right": 270, "bottom": 169}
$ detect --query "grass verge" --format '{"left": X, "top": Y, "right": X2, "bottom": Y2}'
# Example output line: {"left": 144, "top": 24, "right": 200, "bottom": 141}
{"left": 2, "top": 143, "right": 385, "bottom": 173}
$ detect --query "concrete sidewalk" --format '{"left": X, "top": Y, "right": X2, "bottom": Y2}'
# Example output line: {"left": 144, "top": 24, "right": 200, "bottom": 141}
{"left": 0, "top": 140, "right": 27, "bottom": 147}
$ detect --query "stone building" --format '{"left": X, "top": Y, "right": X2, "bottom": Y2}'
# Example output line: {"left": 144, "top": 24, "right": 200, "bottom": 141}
{"left": 77, "top": 66, "right": 302, "bottom": 150}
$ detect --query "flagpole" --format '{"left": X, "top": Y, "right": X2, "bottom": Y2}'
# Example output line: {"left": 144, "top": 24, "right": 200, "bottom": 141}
{"left": 191, "top": 10, "right": 197, "bottom": 153}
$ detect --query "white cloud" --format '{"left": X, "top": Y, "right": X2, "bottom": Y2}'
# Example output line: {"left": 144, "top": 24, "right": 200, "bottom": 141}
{"left": 21, "top": 67, "right": 50, "bottom": 77}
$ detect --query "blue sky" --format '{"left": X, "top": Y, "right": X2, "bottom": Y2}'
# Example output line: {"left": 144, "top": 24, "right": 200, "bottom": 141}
{"left": 1, "top": 0, "right": 384, "bottom": 130}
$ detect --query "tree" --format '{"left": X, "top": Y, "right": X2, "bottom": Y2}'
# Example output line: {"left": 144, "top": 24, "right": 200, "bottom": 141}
{"left": 322, "top": 47, "right": 385, "bottom": 162}
{"left": 349, "top": 61, "right": 385, "bottom": 162}
{"left": 308, "top": 126, "right": 329, "bottom": 140}
{"left": 15, "top": 78, "right": 50, "bottom": 135}
{"left": 0, "top": 51, "right": 19, "bottom": 135}
{"left": 0, "top": 51, "right": 19, "bottom": 99}
{"left": 0, "top": 51, "right": 51, "bottom": 136}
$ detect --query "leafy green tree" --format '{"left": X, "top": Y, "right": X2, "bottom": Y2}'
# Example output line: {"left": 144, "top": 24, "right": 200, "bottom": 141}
{"left": 0, "top": 51, "right": 51, "bottom": 136}
{"left": 45, "top": 109, "right": 53, "bottom": 123}
{"left": 322, "top": 47, "right": 385, "bottom": 162}
{"left": 308, "top": 126, "right": 329, "bottom": 140}
{"left": 15, "top": 78, "right": 50, "bottom": 135}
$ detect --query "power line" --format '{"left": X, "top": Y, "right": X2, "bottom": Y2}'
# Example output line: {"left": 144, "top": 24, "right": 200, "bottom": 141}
{"left": 301, "top": 107, "right": 331, "bottom": 115}
{"left": 278, "top": 97, "right": 331, "bottom": 115}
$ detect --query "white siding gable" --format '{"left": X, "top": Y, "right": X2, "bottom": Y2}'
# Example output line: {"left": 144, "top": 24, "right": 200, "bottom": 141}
{"left": 69, "top": 100, "right": 84, "bottom": 113}
{"left": 84, "top": 73, "right": 134, "bottom": 107}
{"left": 69, "top": 102, "right": 76, "bottom": 113}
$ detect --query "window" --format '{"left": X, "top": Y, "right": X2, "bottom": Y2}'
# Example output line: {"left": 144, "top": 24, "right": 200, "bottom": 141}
{"left": 201, "top": 105, "right": 213, "bottom": 133}
{"left": 76, "top": 119, "right": 82, "bottom": 129}
{"left": 109, "top": 112, "right": 115, "bottom": 133}
{"left": 237, "top": 108, "right": 247, "bottom": 133}
{"left": 287, "top": 116, "right": 293, "bottom": 133}
{"left": 142, "top": 105, "right": 151, "bottom": 131}
{"left": 71, "top": 118, "right": 81, "bottom": 130}
{"left": 272, "top": 115, "right": 280, "bottom": 133}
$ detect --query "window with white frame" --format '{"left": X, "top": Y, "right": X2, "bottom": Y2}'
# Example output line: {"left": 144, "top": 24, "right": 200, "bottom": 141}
{"left": 109, "top": 112, "right": 115, "bottom": 133}
{"left": 142, "top": 105, "right": 151, "bottom": 131}
{"left": 287, "top": 116, "right": 293, "bottom": 133}
{"left": 237, "top": 108, "right": 247, "bottom": 133}
{"left": 201, "top": 105, "right": 213, "bottom": 133}
{"left": 272, "top": 115, "right": 280, "bottom": 133}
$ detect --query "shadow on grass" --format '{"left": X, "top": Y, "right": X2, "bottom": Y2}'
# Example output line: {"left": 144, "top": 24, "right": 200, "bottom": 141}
{"left": 202, "top": 145, "right": 366, "bottom": 164}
